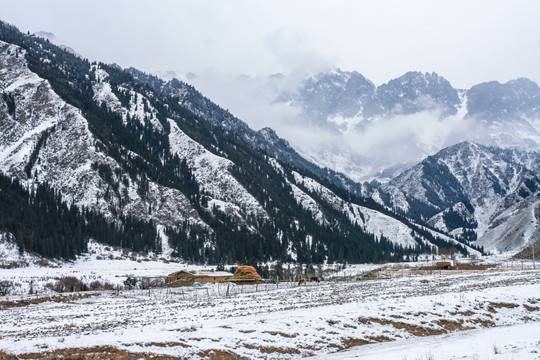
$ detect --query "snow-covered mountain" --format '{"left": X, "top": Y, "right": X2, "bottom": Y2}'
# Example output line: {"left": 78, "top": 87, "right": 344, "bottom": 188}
{"left": 162, "top": 67, "right": 540, "bottom": 253}
{"left": 373, "top": 142, "right": 540, "bottom": 252}
{"left": 0, "top": 42, "right": 197, "bottom": 227}
{"left": 273, "top": 70, "right": 540, "bottom": 252}
{"left": 126, "top": 68, "right": 364, "bottom": 196}
{"left": 1, "top": 21, "right": 475, "bottom": 263}
{"left": 475, "top": 176, "right": 540, "bottom": 252}
{"left": 185, "top": 68, "right": 539, "bottom": 182}
{"left": 282, "top": 70, "right": 540, "bottom": 182}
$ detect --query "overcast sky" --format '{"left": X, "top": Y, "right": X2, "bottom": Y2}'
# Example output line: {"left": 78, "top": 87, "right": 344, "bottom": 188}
{"left": 1, "top": 0, "right": 539, "bottom": 89}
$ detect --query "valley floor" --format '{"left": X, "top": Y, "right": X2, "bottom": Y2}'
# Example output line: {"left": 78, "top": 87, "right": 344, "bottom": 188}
{"left": 0, "top": 260, "right": 538, "bottom": 359}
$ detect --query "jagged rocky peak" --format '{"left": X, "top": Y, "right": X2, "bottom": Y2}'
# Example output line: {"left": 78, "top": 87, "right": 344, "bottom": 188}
{"left": 335, "top": 71, "right": 381, "bottom": 119}
{"left": 297, "top": 69, "right": 380, "bottom": 122}
{"left": 466, "top": 77, "right": 540, "bottom": 120}
{"left": 376, "top": 71, "right": 461, "bottom": 116}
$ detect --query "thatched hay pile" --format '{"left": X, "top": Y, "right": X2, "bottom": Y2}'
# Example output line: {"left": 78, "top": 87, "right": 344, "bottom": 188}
{"left": 232, "top": 265, "right": 263, "bottom": 282}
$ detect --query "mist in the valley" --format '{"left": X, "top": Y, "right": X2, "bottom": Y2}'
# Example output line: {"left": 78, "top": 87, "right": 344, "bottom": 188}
{"left": 184, "top": 71, "right": 485, "bottom": 181}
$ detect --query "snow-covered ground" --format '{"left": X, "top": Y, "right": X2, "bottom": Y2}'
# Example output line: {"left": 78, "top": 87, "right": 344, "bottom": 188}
{"left": 0, "top": 250, "right": 538, "bottom": 359}
{"left": 316, "top": 322, "right": 540, "bottom": 360}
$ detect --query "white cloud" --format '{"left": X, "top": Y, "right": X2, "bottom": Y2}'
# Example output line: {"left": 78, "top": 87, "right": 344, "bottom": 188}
{"left": 1, "top": 0, "right": 539, "bottom": 88}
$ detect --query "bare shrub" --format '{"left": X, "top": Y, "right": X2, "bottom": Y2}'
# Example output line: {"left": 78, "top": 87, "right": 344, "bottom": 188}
{"left": 46, "top": 276, "right": 87, "bottom": 293}
{"left": 89, "top": 280, "right": 114, "bottom": 291}
{"left": 37, "top": 259, "right": 52, "bottom": 267}
{"left": 0, "top": 280, "right": 14, "bottom": 296}
{"left": 0, "top": 260, "right": 29, "bottom": 269}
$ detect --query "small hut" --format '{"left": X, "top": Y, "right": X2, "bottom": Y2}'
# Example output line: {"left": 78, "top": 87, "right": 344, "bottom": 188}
{"left": 228, "top": 265, "right": 264, "bottom": 285}
{"left": 165, "top": 269, "right": 233, "bottom": 287}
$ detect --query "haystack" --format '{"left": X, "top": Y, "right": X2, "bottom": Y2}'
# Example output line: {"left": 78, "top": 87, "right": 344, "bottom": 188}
{"left": 435, "top": 261, "right": 451, "bottom": 270}
{"left": 230, "top": 265, "right": 263, "bottom": 284}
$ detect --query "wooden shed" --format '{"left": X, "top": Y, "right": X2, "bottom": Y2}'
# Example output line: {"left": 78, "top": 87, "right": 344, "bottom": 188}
{"left": 165, "top": 269, "right": 233, "bottom": 287}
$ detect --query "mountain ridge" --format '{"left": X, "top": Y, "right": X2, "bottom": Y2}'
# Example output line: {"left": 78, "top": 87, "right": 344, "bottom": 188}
{"left": 1, "top": 21, "right": 478, "bottom": 263}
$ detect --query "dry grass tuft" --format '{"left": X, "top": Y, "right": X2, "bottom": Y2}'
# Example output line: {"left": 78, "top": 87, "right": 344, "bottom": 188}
{"left": 489, "top": 302, "right": 519, "bottom": 309}
{"left": 197, "top": 349, "right": 248, "bottom": 360}
{"left": 340, "top": 338, "right": 371, "bottom": 350}
{"left": 243, "top": 343, "right": 300, "bottom": 355}
{"left": 0, "top": 293, "right": 100, "bottom": 309}
{"left": 435, "top": 319, "right": 467, "bottom": 332}
{"left": 358, "top": 317, "right": 441, "bottom": 336}
{"left": 1, "top": 346, "right": 186, "bottom": 359}
{"left": 263, "top": 330, "right": 297, "bottom": 338}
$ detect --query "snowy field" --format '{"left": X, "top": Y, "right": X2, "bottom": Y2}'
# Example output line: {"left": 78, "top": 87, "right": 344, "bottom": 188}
{"left": 0, "top": 247, "right": 539, "bottom": 359}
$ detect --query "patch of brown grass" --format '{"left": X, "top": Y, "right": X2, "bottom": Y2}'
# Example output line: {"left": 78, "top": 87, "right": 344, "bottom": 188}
{"left": 340, "top": 338, "right": 371, "bottom": 350}
{"left": 0, "top": 351, "right": 18, "bottom": 360}
{"left": 263, "top": 331, "right": 297, "bottom": 338}
{"left": 489, "top": 302, "right": 519, "bottom": 309}
{"left": 243, "top": 343, "right": 300, "bottom": 355}
{"left": 523, "top": 304, "right": 539, "bottom": 312}
{"left": 134, "top": 341, "right": 189, "bottom": 348}
{"left": 1, "top": 346, "right": 186, "bottom": 359}
{"left": 368, "top": 335, "right": 392, "bottom": 342}
{"left": 435, "top": 319, "right": 470, "bottom": 332}
{"left": 487, "top": 302, "right": 519, "bottom": 313}
{"left": 197, "top": 349, "right": 248, "bottom": 360}
{"left": 0, "top": 293, "right": 99, "bottom": 309}
{"left": 358, "top": 317, "right": 441, "bottom": 336}
{"left": 469, "top": 318, "right": 495, "bottom": 327}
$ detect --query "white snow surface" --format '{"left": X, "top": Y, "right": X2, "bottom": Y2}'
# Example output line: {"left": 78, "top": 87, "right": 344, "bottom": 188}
{"left": 315, "top": 322, "right": 540, "bottom": 360}
{"left": 0, "top": 258, "right": 538, "bottom": 359}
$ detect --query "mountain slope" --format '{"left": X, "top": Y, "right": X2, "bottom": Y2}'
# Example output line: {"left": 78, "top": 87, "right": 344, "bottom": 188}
{"left": 0, "top": 21, "right": 474, "bottom": 263}
{"left": 0, "top": 41, "right": 197, "bottom": 227}
{"left": 126, "top": 68, "right": 365, "bottom": 196}
{"left": 374, "top": 141, "right": 540, "bottom": 251}
{"left": 475, "top": 176, "right": 540, "bottom": 252}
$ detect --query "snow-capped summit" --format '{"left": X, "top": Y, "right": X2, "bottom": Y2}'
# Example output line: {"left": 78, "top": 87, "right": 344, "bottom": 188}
{"left": 295, "top": 69, "right": 381, "bottom": 126}
{"left": 467, "top": 78, "right": 540, "bottom": 121}
{"left": 376, "top": 71, "right": 461, "bottom": 117}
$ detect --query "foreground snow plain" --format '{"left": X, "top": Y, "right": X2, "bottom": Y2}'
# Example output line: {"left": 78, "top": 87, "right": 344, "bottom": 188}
{"left": 0, "top": 246, "right": 539, "bottom": 359}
